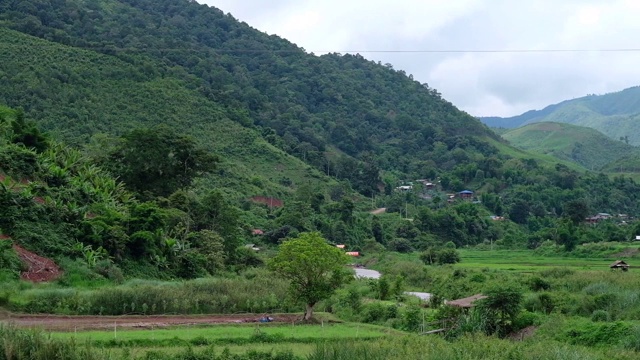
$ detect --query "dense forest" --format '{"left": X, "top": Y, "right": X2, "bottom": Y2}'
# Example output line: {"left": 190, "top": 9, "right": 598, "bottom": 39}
{"left": 1, "top": 0, "right": 640, "bottom": 282}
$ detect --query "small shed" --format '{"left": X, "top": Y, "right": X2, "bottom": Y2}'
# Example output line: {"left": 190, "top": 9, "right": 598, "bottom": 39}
{"left": 345, "top": 251, "right": 360, "bottom": 257}
{"left": 610, "top": 260, "right": 629, "bottom": 271}
{"left": 336, "top": 244, "right": 346, "bottom": 249}
{"left": 445, "top": 293, "right": 487, "bottom": 308}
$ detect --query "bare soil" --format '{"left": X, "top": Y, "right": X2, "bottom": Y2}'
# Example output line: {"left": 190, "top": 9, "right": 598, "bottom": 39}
{"left": 369, "top": 208, "right": 387, "bottom": 215}
{"left": 612, "top": 248, "right": 639, "bottom": 258}
{"left": 0, "top": 313, "right": 302, "bottom": 331}
{"left": 250, "top": 196, "right": 283, "bottom": 208}
{"left": 509, "top": 325, "right": 537, "bottom": 341}
{"left": 1, "top": 237, "right": 62, "bottom": 282}
{"left": 14, "top": 244, "right": 62, "bottom": 282}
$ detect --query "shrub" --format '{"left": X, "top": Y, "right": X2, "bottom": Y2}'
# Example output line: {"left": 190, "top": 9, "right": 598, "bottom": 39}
{"left": 388, "top": 238, "right": 413, "bottom": 253}
{"left": 93, "top": 260, "right": 124, "bottom": 284}
{"left": 513, "top": 310, "right": 541, "bottom": 330}
{"left": 591, "top": 310, "right": 610, "bottom": 322}
{"left": 524, "top": 293, "right": 555, "bottom": 314}
{"left": 401, "top": 305, "right": 422, "bottom": 332}
{"left": 528, "top": 276, "right": 551, "bottom": 291}
{"left": 622, "top": 326, "right": 640, "bottom": 351}
{"left": 563, "top": 321, "right": 631, "bottom": 347}
{"left": 361, "top": 302, "right": 386, "bottom": 323}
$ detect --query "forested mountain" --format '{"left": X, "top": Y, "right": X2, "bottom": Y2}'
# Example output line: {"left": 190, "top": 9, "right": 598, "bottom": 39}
{"left": 0, "top": 0, "right": 501, "bottom": 198}
{"left": 1, "top": 0, "right": 640, "bottom": 277}
{"left": 480, "top": 86, "right": 640, "bottom": 145}
{"left": 501, "top": 122, "right": 640, "bottom": 171}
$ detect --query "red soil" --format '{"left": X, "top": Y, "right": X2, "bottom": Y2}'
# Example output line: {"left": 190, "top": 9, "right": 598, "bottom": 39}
{"left": 1, "top": 313, "right": 302, "bottom": 331}
{"left": 250, "top": 196, "right": 284, "bottom": 208}
{"left": 0, "top": 236, "right": 62, "bottom": 282}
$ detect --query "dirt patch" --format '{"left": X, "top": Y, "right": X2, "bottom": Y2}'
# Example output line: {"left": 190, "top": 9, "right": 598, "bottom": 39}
{"left": 612, "top": 248, "right": 639, "bottom": 258}
{"left": 1, "top": 313, "right": 302, "bottom": 331}
{"left": 15, "top": 244, "right": 62, "bottom": 282}
{"left": 509, "top": 326, "right": 537, "bottom": 341}
{"left": 250, "top": 196, "right": 283, "bottom": 208}
{"left": 0, "top": 237, "right": 62, "bottom": 283}
{"left": 370, "top": 208, "right": 387, "bottom": 215}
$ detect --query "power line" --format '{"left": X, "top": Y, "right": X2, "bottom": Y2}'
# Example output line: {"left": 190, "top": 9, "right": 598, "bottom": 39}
{"left": 3, "top": 43, "right": 640, "bottom": 54}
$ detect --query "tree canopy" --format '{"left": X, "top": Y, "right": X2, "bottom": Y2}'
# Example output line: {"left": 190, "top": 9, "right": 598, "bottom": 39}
{"left": 105, "top": 126, "right": 217, "bottom": 198}
{"left": 269, "top": 232, "right": 351, "bottom": 320}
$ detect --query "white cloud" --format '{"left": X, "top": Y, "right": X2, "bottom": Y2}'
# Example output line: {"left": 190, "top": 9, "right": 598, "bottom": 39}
{"left": 200, "top": 0, "right": 640, "bottom": 117}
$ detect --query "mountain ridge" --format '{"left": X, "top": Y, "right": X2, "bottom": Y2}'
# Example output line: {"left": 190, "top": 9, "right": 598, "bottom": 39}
{"left": 501, "top": 122, "right": 640, "bottom": 171}
{"left": 479, "top": 86, "right": 640, "bottom": 145}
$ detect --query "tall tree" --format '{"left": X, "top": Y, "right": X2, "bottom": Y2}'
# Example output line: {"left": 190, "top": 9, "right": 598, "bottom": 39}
{"left": 107, "top": 126, "right": 217, "bottom": 198}
{"left": 269, "top": 232, "right": 351, "bottom": 320}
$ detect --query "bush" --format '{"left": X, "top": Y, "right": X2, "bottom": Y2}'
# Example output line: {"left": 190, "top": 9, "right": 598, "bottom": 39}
{"left": 528, "top": 276, "right": 551, "bottom": 291}
{"left": 563, "top": 321, "right": 631, "bottom": 347}
{"left": 361, "top": 302, "right": 386, "bottom": 323}
{"left": 513, "top": 310, "right": 541, "bottom": 330}
{"left": 388, "top": 238, "right": 413, "bottom": 253}
{"left": 622, "top": 326, "right": 640, "bottom": 351}
{"left": 591, "top": 310, "right": 610, "bottom": 322}
{"left": 524, "top": 292, "right": 556, "bottom": 314}
{"left": 93, "top": 260, "right": 124, "bottom": 284}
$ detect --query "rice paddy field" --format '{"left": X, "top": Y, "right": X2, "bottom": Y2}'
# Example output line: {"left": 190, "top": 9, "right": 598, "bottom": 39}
{"left": 456, "top": 249, "right": 616, "bottom": 272}
{"left": 43, "top": 322, "right": 400, "bottom": 358}
{"left": 5, "top": 244, "right": 640, "bottom": 359}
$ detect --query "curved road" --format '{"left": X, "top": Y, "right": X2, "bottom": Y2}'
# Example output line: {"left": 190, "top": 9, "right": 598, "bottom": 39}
{"left": 354, "top": 268, "right": 431, "bottom": 301}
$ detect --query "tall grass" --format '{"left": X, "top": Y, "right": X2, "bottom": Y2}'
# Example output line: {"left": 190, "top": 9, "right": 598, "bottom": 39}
{"left": 0, "top": 325, "right": 300, "bottom": 360}
{"left": 0, "top": 325, "right": 109, "bottom": 360}
{"left": 308, "top": 334, "right": 638, "bottom": 360}
{"left": 12, "top": 271, "right": 293, "bottom": 315}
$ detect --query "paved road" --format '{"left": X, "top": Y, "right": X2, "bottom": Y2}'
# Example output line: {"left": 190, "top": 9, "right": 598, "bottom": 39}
{"left": 354, "top": 268, "right": 431, "bottom": 301}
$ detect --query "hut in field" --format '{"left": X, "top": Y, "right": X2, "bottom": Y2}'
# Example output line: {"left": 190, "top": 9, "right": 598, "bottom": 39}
{"left": 445, "top": 294, "right": 488, "bottom": 308}
{"left": 610, "top": 260, "right": 629, "bottom": 271}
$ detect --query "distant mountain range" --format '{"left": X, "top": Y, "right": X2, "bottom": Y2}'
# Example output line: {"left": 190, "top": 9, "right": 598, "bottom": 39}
{"left": 480, "top": 86, "right": 640, "bottom": 146}
{"left": 501, "top": 122, "right": 640, "bottom": 171}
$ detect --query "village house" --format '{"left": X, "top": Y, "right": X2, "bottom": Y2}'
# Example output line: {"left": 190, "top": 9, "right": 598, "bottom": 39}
{"left": 586, "top": 213, "right": 613, "bottom": 224}
{"left": 458, "top": 190, "right": 474, "bottom": 200}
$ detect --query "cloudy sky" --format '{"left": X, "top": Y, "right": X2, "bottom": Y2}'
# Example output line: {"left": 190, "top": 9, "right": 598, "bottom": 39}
{"left": 200, "top": 0, "right": 640, "bottom": 117}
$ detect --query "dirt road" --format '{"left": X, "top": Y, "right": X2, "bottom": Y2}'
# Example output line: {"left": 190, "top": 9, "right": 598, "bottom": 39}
{"left": 0, "top": 313, "right": 301, "bottom": 331}
{"left": 370, "top": 208, "right": 387, "bottom": 215}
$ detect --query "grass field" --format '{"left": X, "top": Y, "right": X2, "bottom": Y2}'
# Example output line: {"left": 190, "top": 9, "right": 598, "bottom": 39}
{"left": 48, "top": 322, "right": 400, "bottom": 357}
{"left": 52, "top": 322, "right": 395, "bottom": 343}
{"left": 456, "top": 249, "right": 617, "bottom": 272}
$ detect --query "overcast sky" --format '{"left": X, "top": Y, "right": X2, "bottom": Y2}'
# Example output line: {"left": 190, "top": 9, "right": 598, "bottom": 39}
{"left": 199, "top": 0, "right": 640, "bottom": 117}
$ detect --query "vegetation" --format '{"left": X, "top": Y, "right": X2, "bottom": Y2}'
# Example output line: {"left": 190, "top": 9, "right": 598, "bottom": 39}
{"left": 481, "top": 85, "right": 640, "bottom": 146}
{"left": 501, "top": 122, "right": 640, "bottom": 171}
{"left": 269, "top": 232, "right": 351, "bottom": 320}
{"left": 2, "top": 1, "right": 640, "bottom": 359}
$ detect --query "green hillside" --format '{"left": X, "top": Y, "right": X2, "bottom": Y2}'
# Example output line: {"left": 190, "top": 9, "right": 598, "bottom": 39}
{"left": 480, "top": 86, "right": 640, "bottom": 145}
{"left": 501, "top": 122, "right": 640, "bottom": 171}
{"left": 0, "top": 0, "right": 504, "bottom": 198}
{"left": 0, "top": 28, "right": 332, "bottom": 200}
{"left": 1, "top": 0, "right": 640, "bottom": 266}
